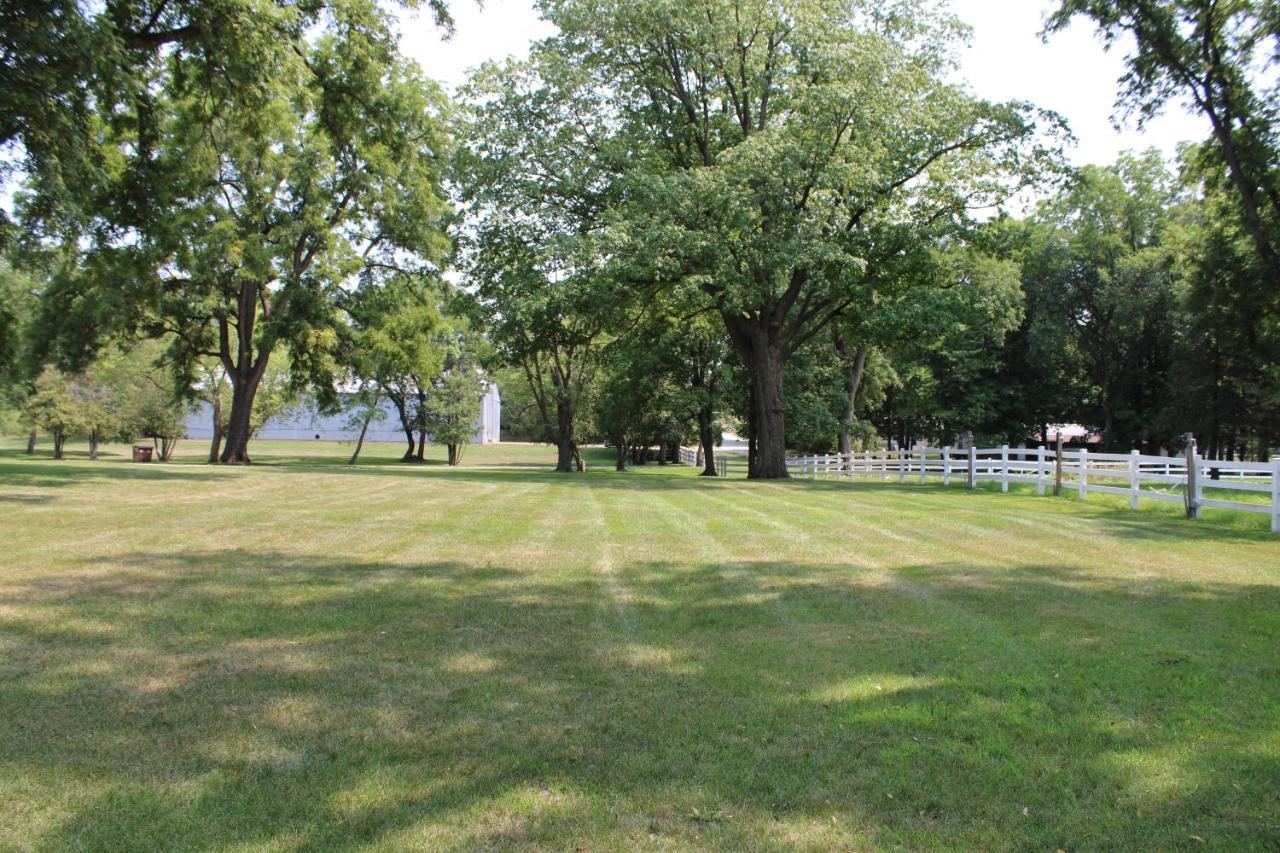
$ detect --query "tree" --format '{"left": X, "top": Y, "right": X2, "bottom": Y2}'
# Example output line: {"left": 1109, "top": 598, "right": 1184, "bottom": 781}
{"left": 1048, "top": 0, "right": 1280, "bottom": 281}
{"left": 1019, "top": 151, "right": 1182, "bottom": 450}
{"left": 458, "top": 52, "right": 630, "bottom": 473}
{"left": 91, "top": 342, "right": 190, "bottom": 461}
{"left": 1164, "top": 147, "right": 1280, "bottom": 459}
{"left": 421, "top": 324, "right": 489, "bottom": 465}
{"left": 1, "top": 0, "right": 453, "bottom": 246}
{"left": 540, "top": 0, "right": 1061, "bottom": 477}
{"left": 193, "top": 355, "right": 300, "bottom": 462}
{"left": 22, "top": 0, "right": 452, "bottom": 464}
{"left": 22, "top": 368, "right": 92, "bottom": 459}
{"left": 342, "top": 277, "right": 444, "bottom": 462}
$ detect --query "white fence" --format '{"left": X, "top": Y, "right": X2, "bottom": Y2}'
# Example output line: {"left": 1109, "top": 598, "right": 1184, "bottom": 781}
{"left": 683, "top": 445, "right": 1280, "bottom": 533}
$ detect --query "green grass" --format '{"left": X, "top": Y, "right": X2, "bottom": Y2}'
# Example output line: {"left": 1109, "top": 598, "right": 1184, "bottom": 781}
{"left": 1, "top": 438, "right": 1278, "bottom": 850}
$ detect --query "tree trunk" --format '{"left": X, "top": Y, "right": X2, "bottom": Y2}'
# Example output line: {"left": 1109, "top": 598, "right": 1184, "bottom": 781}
{"left": 615, "top": 439, "right": 627, "bottom": 472}
{"left": 836, "top": 344, "right": 868, "bottom": 456}
{"left": 697, "top": 406, "right": 717, "bottom": 476}
{"left": 723, "top": 313, "right": 789, "bottom": 479}
{"left": 389, "top": 395, "right": 417, "bottom": 460}
{"left": 220, "top": 364, "right": 267, "bottom": 464}
{"left": 207, "top": 396, "right": 222, "bottom": 462}
{"left": 657, "top": 443, "right": 667, "bottom": 465}
{"left": 88, "top": 427, "right": 99, "bottom": 461}
{"left": 348, "top": 402, "right": 377, "bottom": 466}
{"left": 573, "top": 442, "right": 585, "bottom": 472}
{"left": 554, "top": 397, "right": 577, "bottom": 472}
{"left": 53, "top": 431, "right": 65, "bottom": 460}
{"left": 745, "top": 339, "right": 788, "bottom": 479}
{"left": 161, "top": 436, "right": 177, "bottom": 462}
{"left": 26, "top": 428, "right": 36, "bottom": 454}
{"left": 447, "top": 443, "right": 460, "bottom": 466}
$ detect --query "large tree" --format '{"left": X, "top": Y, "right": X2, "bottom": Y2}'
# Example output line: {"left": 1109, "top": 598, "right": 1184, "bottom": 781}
{"left": 1049, "top": 0, "right": 1280, "bottom": 281}
{"left": 24, "top": 1, "right": 452, "bottom": 463}
{"left": 1020, "top": 151, "right": 1182, "bottom": 450}
{"left": 542, "top": 0, "right": 1061, "bottom": 476}
{"left": 458, "top": 53, "right": 633, "bottom": 472}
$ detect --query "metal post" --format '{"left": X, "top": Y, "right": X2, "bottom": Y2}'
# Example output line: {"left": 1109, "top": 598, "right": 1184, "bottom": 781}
{"left": 1036, "top": 445, "right": 1045, "bottom": 496}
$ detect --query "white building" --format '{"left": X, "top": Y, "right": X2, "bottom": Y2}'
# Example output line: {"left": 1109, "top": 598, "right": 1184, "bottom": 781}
{"left": 183, "top": 383, "right": 501, "bottom": 444}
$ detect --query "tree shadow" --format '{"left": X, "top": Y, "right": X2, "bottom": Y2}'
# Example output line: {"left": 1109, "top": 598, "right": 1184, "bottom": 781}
{"left": 2, "top": 551, "right": 1276, "bottom": 848}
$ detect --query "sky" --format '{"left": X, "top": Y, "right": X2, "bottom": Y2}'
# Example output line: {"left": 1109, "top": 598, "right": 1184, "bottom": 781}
{"left": 396, "top": 0, "right": 1211, "bottom": 169}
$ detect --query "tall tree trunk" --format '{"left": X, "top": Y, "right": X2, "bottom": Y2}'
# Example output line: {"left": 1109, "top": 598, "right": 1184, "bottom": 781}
{"left": 615, "top": 438, "right": 627, "bottom": 471}
{"left": 697, "top": 406, "right": 717, "bottom": 476}
{"left": 53, "top": 431, "right": 65, "bottom": 460}
{"left": 220, "top": 363, "right": 267, "bottom": 464}
{"left": 745, "top": 342, "right": 788, "bottom": 479}
{"left": 657, "top": 443, "right": 668, "bottom": 465}
{"left": 554, "top": 394, "right": 577, "bottom": 472}
{"left": 25, "top": 428, "right": 36, "bottom": 454}
{"left": 724, "top": 315, "right": 788, "bottom": 479}
{"left": 416, "top": 428, "right": 427, "bottom": 462}
{"left": 218, "top": 282, "right": 272, "bottom": 464}
{"left": 88, "top": 427, "right": 99, "bottom": 461}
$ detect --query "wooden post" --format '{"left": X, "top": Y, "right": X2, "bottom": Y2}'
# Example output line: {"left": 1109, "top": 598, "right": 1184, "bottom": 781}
{"left": 943, "top": 447, "right": 952, "bottom": 486}
{"left": 1000, "top": 444, "right": 1009, "bottom": 493}
{"left": 1036, "top": 445, "right": 1046, "bottom": 496}
{"left": 1054, "top": 435, "right": 1063, "bottom": 497}
{"left": 1129, "top": 449, "right": 1140, "bottom": 509}
{"left": 898, "top": 449, "right": 906, "bottom": 484}
{"left": 918, "top": 447, "right": 927, "bottom": 485}
{"left": 1185, "top": 439, "right": 1201, "bottom": 519}
{"left": 967, "top": 445, "right": 977, "bottom": 489}
{"left": 1078, "top": 447, "right": 1088, "bottom": 500}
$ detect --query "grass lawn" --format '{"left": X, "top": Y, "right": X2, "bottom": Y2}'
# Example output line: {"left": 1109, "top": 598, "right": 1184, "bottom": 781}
{"left": 1, "top": 438, "right": 1278, "bottom": 850}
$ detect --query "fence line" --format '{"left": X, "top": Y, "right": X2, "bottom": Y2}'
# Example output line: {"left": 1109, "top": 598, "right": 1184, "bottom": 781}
{"left": 680, "top": 444, "right": 1280, "bottom": 534}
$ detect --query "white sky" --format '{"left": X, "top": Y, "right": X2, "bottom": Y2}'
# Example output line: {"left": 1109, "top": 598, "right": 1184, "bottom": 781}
{"left": 397, "top": 0, "right": 1211, "bottom": 169}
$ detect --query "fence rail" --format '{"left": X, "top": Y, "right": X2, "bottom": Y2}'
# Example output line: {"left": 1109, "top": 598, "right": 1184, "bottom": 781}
{"left": 681, "top": 444, "right": 1280, "bottom": 533}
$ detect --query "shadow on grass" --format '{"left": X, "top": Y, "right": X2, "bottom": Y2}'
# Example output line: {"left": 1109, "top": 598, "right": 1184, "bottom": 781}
{"left": 2, "top": 551, "right": 1276, "bottom": 848}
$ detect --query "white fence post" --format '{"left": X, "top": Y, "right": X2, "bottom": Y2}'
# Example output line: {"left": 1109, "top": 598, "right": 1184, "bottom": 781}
{"left": 1000, "top": 445, "right": 1009, "bottom": 493}
{"left": 1271, "top": 458, "right": 1279, "bottom": 534}
{"left": 898, "top": 449, "right": 906, "bottom": 484}
{"left": 1129, "top": 449, "right": 1140, "bottom": 509}
{"left": 967, "top": 445, "right": 977, "bottom": 489}
{"left": 1078, "top": 447, "right": 1088, "bottom": 500}
{"left": 919, "top": 447, "right": 927, "bottom": 485}
{"left": 1036, "top": 446, "right": 1045, "bottom": 496}
{"left": 943, "top": 447, "right": 952, "bottom": 486}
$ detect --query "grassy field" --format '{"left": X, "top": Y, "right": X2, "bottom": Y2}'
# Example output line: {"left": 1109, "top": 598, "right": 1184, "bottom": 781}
{"left": 1, "top": 438, "right": 1278, "bottom": 850}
